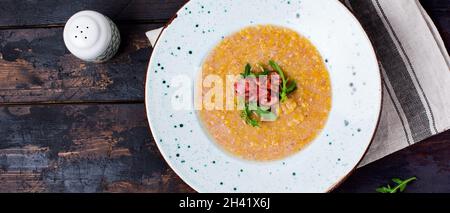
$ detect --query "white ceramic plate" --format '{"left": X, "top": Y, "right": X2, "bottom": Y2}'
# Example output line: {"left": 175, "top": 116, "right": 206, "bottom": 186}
{"left": 145, "top": 0, "right": 381, "bottom": 192}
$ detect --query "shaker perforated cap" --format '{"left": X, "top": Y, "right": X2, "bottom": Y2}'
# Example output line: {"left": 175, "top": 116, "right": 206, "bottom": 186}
{"left": 63, "top": 10, "right": 113, "bottom": 62}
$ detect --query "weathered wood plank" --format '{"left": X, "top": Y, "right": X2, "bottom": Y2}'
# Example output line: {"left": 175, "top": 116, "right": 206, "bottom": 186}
{"left": 420, "top": 0, "right": 450, "bottom": 49}
{"left": 336, "top": 130, "right": 450, "bottom": 193}
{"left": 419, "top": 0, "right": 450, "bottom": 11}
{"left": 0, "top": 104, "right": 194, "bottom": 192}
{"left": 0, "top": 24, "right": 160, "bottom": 104}
{"left": 0, "top": 0, "right": 186, "bottom": 28}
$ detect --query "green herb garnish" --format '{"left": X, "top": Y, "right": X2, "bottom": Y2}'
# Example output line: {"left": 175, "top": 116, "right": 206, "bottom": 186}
{"left": 240, "top": 102, "right": 277, "bottom": 127}
{"left": 376, "top": 177, "right": 417, "bottom": 193}
{"left": 269, "top": 60, "right": 297, "bottom": 102}
{"left": 240, "top": 102, "right": 259, "bottom": 127}
{"left": 241, "top": 63, "right": 252, "bottom": 78}
{"left": 241, "top": 63, "right": 271, "bottom": 77}
{"left": 286, "top": 80, "right": 297, "bottom": 94}
{"left": 238, "top": 61, "right": 297, "bottom": 127}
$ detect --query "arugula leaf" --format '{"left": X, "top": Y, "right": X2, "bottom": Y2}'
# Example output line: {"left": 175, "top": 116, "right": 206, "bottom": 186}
{"left": 240, "top": 103, "right": 278, "bottom": 126}
{"left": 392, "top": 178, "right": 403, "bottom": 184}
{"left": 286, "top": 80, "right": 297, "bottom": 94}
{"left": 241, "top": 63, "right": 252, "bottom": 78}
{"left": 269, "top": 60, "right": 286, "bottom": 83}
{"left": 240, "top": 102, "right": 259, "bottom": 127}
{"left": 376, "top": 177, "right": 417, "bottom": 193}
{"left": 269, "top": 60, "right": 297, "bottom": 102}
{"left": 376, "top": 185, "right": 391, "bottom": 193}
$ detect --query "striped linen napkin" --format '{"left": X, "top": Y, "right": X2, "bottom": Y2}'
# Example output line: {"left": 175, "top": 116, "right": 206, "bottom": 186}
{"left": 146, "top": 0, "right": 450, "bottom": 167}
{"left": 343, "top": 0, "right": 450, "bottom": 166}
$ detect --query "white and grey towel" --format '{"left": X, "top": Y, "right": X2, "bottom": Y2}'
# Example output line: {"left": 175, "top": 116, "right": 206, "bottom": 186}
{"left": 146, "top": 0, "right": 450, "bottom": 167}
{"left": 344, "top": 0, "right": 450, "bottom": 166}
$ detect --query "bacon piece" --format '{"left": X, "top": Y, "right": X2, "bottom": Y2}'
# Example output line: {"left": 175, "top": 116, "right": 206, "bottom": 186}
{"left": 234, "top": 72, "right": 281, "bottom": 106}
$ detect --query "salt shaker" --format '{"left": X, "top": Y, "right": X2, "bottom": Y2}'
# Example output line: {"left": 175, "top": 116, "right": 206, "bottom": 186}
{"left": 63, "top": 10, "right": 121, "bottom": 63}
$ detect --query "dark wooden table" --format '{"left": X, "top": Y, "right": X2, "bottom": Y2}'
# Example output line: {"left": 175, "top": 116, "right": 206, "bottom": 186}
{"left": 0, "top": 0, "right": 448, "bottom": 193}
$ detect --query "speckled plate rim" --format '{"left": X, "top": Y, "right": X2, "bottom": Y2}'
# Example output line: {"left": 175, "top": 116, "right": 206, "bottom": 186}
{"left": 144, "top": 0, "right": 382, "bottom": 193}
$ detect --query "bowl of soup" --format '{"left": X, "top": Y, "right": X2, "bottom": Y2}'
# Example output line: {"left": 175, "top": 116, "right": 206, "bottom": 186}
{"left": 145, "top": 0, "right": 381, "bottom": 192}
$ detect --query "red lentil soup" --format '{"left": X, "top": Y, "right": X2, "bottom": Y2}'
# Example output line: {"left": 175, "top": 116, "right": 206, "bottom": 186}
{"left": 199, "top": 25, "right": 332, "bottom": 161}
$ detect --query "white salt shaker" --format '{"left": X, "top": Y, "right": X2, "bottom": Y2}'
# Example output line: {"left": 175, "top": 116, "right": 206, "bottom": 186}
{"left": 63, "top": 10, "right": 121, "bottom": 63}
